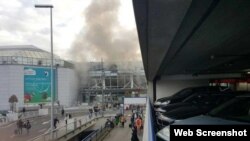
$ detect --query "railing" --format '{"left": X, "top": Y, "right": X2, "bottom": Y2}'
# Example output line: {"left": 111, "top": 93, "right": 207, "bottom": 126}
{"left": 81, "top": 127, "right": 106, "bottom": 141}
{"left": 22, "top": 111, "right": 39, "bottom": 119}
{"left": 29, "top": 113, "right": 115, "bottom": 141}
{"left": 143, "top": 97, "right": 156, "bottom": 141}
{"left": 81, "top": 122, "right": 114, "bottom": 141}
{"left": 0, "top": 56, "right": 64, "bottom": 67}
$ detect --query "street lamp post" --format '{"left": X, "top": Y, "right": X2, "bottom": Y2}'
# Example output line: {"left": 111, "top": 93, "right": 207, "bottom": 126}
{"left": 34, "top": 4, "right": 54, "bottom": 138}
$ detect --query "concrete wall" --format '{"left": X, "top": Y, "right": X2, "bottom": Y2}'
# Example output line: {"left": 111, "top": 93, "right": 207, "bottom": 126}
{"left": 0, "top": 65, "right": 78, "bottom": 110}
{"left": 0, "top": 65, "right": 24, "bottom": 110}
{"left": 57, "top": 68, "right": 78, "bottom": 107}
{"left": 147, "top": 81, "right": 154, "bottom": 102}
{"left": 156, "top": 77, "right": 209, "bottom": 99}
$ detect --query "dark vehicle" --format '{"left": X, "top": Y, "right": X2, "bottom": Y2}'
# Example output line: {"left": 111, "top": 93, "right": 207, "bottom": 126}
{"left": 0, "top": 110, "right": 9, "bottom": 116}
{"left": 155, "top": 91, "right": 220, "bottom": 114}
{"left": 154, "top": 86, "right": 230, "bottom": 108}
{"left": 156, "top": 94, "right": 250, "bottom": 141}
{"left": 156, "top": 93, "right": 238, "bottom": 128}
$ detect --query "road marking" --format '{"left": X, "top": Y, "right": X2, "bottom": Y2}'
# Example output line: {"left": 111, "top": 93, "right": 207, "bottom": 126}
{"left": 38, "top": 128, "right": 47, "bottom": 133}
{"left": 0, "top": 122, "right": 16, "bottom": 128}
{"left": 10, "top": 134, "right": 16, "bottom": 138}
{"left": 42, "top": 121, "right": 50, "bottom": 125}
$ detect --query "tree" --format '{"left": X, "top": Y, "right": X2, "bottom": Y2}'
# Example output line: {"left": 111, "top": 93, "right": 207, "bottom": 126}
{"left": 9, "top": 95, "right": 18, "bottom": 112}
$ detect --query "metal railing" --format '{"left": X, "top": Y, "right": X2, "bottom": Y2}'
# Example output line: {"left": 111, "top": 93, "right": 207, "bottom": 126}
{"left": 81, "top": 126, "right": 109, "bottom": 141}
{"left": 81, "top": 117, "right": 116, "bottom": 141}
{"left": 29, "top": 113, "right": 115, "bottom": 141}
{"left": 0, "top": 56, "right": 64, "bottom": 67}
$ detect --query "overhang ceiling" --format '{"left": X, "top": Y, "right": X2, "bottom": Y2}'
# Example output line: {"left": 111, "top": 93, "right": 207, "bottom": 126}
{"left": 133, "top": 0, "right": 250, "bottom": 81}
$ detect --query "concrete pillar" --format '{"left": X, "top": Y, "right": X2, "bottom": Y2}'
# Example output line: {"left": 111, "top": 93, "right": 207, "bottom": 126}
{"left": 147, "top": 81, "right": 154, "bottom": 102}
{"left": 130, "top": 73, "right": 134, "bottom": 88}
{"left": 102, "top": 77, "right": 106, "bottom": 89}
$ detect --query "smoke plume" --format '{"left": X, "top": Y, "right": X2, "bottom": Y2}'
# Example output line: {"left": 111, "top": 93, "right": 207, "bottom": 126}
{"left": 69, "top": 0, "right": 141, "bottom": 63}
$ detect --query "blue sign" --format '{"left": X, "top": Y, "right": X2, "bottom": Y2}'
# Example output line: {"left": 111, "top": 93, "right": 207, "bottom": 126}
{"left": 24, "top": 67, "right": 55, "bottom": 103}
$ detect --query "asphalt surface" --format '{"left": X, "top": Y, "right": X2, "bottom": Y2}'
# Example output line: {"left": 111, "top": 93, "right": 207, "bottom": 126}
{"left": 0, "top": 111, "right": 89, "bottom": 141}
{"left": 0, "top": 109, "right": 117, "bottom": 141}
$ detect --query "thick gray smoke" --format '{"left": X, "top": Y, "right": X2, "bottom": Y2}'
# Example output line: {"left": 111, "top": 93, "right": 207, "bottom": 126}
{"left": 69, "top": 0, "right": 141, "bottom": 63}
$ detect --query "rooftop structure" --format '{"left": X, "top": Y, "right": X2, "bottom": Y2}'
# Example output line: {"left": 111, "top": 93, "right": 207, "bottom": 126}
{"left": 0, "top": 45, "right": 65, "bottom": 67}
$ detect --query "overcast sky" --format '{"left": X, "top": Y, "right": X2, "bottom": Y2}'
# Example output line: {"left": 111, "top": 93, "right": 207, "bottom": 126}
{"left": 0, "top": 0, "right": 139, "bottom": 61}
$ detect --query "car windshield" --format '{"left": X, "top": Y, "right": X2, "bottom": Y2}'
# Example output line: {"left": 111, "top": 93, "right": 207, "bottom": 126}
{"left": 173, "top": 88, "right": 193, "bottom": 98}
{"left": 209, "top": 97, "right": 250, "bottom": 123}
{"left": 183, "top": 94, "right": 233, "bottom": 107}
{"left": 182, "top": 93, "right": 209, "bottom": 104}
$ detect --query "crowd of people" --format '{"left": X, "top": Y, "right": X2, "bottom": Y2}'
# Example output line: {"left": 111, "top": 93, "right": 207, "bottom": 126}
{"left": 14, "top": 104, "right": 144, "bottom": 140}
{"left": 88, "top": 106, "right": 104, "bottom": 119}
{"left": 15, "top": 119, "right": 31, "bottom": 135}
{"left": 103, "top": 105, "right": 144, "bottom": 141}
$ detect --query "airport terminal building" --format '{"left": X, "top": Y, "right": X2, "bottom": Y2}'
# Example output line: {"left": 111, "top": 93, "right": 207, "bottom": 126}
{"left": 0, "top": 45, "right": 78, "bottom": 110}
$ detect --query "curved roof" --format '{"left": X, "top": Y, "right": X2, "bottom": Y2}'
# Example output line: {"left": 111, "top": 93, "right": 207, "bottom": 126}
{"left": 0, "top": 45, "right": 65, "bottom": 67}
{"left": 0, "top": 45, "right": 60, "bottom": 59}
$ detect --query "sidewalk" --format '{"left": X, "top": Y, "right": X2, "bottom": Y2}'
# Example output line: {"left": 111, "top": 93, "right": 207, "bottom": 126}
{"left": 102, "top": 121, "right": 143, "bottom": 141}
{"left": 31, "top": 113, "right": 116, "bottom": 141}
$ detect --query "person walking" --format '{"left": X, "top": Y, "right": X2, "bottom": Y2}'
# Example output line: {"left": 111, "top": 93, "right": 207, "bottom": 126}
{"left": 61, "top": 108, "right": 65, "bottom": 117}
{"left": 130, "top": 113, "right": 135, "bottom": 128}
{"left": 115, "top": 116, "right": 119, "bottom": 126}
{"left": 120, "top": 115, "right": 126, "bottom": 128}
{"left": 64, "top": 114, "right": 68, "bottom": 125}
{"left": 25, "top": 120, "right": 31, "bottom": 134}
{"left": 53, "top": 117, "right": 59, "bottom": 129}
{"left": 135, "top": 116, "right": 142, "bottom": 134}
{"left": 16, "top": 119, "right": 23, "bottom": 135}
{"left": 89, "top": 108, "right": 93, "bottom": 119}
{"left": 22, "top": 107, "right": 26, "bottom": 116}
{"left": 131, "top": 126, "right": 139, "bottom": 141}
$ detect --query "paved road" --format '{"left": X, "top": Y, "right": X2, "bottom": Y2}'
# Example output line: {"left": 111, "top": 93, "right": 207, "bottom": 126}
{"left": 0, "top": 112, "right": 89, "bottom": 141}
{"left": 0, "top": 109, "right": 117, "bottom": 141}
{"left": 0, "top": 115, "right": 52, "bottom": 141}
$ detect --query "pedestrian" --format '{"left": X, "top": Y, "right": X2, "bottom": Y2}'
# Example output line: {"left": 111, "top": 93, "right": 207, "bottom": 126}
{"left": 105, "top": 119, "right": 112, "bottom": 128}
{"left": 64, "top": 114, "right": 68, "bottom": 125}
{"left": 120, "top": 115, "right": 126, "bottom": 128}
{"left": 94, "top": 106, "right": 98, "bottom": 117}
{"left": 57, "top": 100, "right": 60, "bottom": 107}
{"left": 135, "top": 116, "right": 142, "bottom": 134}
{"left": 16, "top": 119, "right": 23, "bottom": 135}
{"left": 61, "top": 108, "right": 65, "bottom": 117}
{"left": 130, "top": 113, "right": 135, "bottom": 127}
{"left": 53, "top": 117, "right": 59, "bottom": 129}
{"left": 25, "top": 120, "right": 31, "bottom": 134}
{"left": 115, "top": 116, "right": 119, "bottom": 126}
{"left": 137, "top": 105, "right": 140, "bottom": 112}
{"left": 22, "top": 107, "right": 26, "bottom": 116}
{"left": 139, "top": 116, "right": 143, "bottom": 131}
{"left": 89, "top": 108, "right": 93, "bottom": 119}
{"left": 131, "top": 126, "right": 139, "bottom": 141}
{"left": 141, "top": 108, "right": 143, "bottom": 116}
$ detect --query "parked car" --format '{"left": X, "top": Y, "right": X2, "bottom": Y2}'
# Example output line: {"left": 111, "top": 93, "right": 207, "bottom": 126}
{"left": 156, "top": 92, "right": 237, "bottom": 128}
{"left": 154, "top": 86, "right": 230, "bottom": 108}
{"left": 155, "top": 90, "right": 242, "bottom": 114}
{"left": 0, "top": 110, "right": 9, "bottom": 116}
{"left": 156, "top": 94, "right": 250, "bottom": 141}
